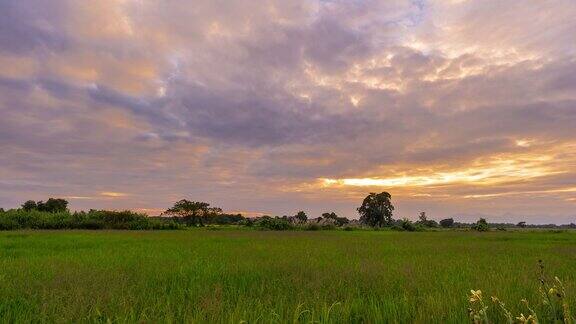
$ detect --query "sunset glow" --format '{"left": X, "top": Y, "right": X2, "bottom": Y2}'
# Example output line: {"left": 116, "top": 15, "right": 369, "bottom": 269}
{"left": 1, "top": 0, "right": 575, "bottom": 223}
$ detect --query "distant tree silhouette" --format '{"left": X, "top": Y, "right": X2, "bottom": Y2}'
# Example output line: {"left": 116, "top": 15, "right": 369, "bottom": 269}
{"left": 21, "top": 198, "right": 68, "bottom": 213}
{"left": 517, "top": 221, "right": 527, "bottom": 228}
{"left": 294, "top": 211, "right": 308, "bottom": 223}
{"left": 439, "top": 218, "right": 455, "bottom": 228}
{"left": 473, "top": 218, "right": 489, "bottom": 232}
{"left": 163, "top": 200, "right": 222, "bottom": 226}
{"left": 357, "top": 192, "right": 394, "bottom": 227}
{"left": 37, "top": 198, "right": 69, "bottom": 213}
{"left": 22, "top": 200, "right": 37, "bottom": 211}
{"left": 418, "top": 212, "right": 427, "bottom": 223}
{"left": 416, "top": 212, "right": 438, "bottom": 227}
{"left": 321, "top": 212, "right": 349, "bottom": 226}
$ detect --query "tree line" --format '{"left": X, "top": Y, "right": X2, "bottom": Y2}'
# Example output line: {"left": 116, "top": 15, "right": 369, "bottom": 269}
{"left": 1, "top": 192, "right": 574, "bottom": 231}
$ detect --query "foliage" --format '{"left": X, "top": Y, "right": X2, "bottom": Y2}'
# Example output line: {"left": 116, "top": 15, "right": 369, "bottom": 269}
{"left": 357, "top": 192, "right": 394, "bottom": 227}
{"left": 517, "top": 221, "right": 527, "bottom": 228}
{"left": 204, "top": 213, "right": 245, "bottom": 225}
{"left": 21, "top": 198, "right": 69, "bottom": 213}
{"left": 472, "top": 218, "right": 490, "bottom": 232}
{"left": 294, "top": 211, "right": 308, "bottom": 223}
{"left": 0, "top": 209, "right": 180, "bottom": 230}
{"left": 321, "top": 212, "right": 350, "bottom": 226}
{"left": 392, "top": 218, "right": 421, "bottom": 232}
{"left": 21, "top": 200, "right": 37, "bottom": 211}
{"left": 416, "top": 212, "right": 438, "bottom": 228}
{"left": 163, "top": 199, "right": 222, "bottom": 226}
{"left": 440, "top": 218, "right": 455, "bottom": 228}
{"left": 305, "top": 223, "right": 321, "bottom": 231}
{"left": 468, "top": 260, "right": 574, "bottom": 324}
{"left": 255, "top": 216, "right": 294, "bottom": 230}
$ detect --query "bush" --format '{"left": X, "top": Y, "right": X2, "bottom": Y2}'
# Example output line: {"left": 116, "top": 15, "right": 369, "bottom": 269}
{"left": 472, "top": 218, "right": 489, "bottom": 232}
{"left": 305, "top": 223, "right": 321, "bottom": 231}
{"left": 439, "top": 218, "right": 454, "bottom": 228}
{"left": 0, "top": 209, "right": 181, "bottom": 230}
{"left": 204, "top": 213, "right": 246, "bottom": 225}
{"left": 321, "top": 223, "right": 336, "bottom": 230}
{"left": 255, "top": 217, "right": 294, "bottom": 231}
{"left": 391, "top": 219, "right": 421, "bottom": 232}
{"left": 401, "top": 219, "right": 417, "bottom": 232}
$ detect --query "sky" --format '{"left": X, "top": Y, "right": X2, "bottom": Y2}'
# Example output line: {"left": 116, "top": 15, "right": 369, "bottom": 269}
{"left": 1, "top": 0, "right": 575, "bottom": 223}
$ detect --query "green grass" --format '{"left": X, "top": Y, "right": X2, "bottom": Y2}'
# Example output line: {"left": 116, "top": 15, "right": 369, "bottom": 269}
{"left": 0, "top": 229, "right": 575, "bottom": 323}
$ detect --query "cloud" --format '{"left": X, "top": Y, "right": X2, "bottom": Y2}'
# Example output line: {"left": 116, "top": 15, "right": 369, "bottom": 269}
{"left": 1, "top": 0, "right": 575, "bottom": 222}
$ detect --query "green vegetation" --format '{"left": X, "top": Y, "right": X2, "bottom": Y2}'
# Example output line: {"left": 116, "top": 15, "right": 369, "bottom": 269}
{"left": 468, "top": 260, "right": 574, "bottom": 323}
{"left": 473, "top": 218, "right": 490, "bottom": 232}
{"left": 3, "top": 193, "right": 575, "bottom": 231}
{"left": 0, "top": 229, "right": 574, "bottom": 323}
{"left": 0, "top": 209, "right": 179, "bottom": 230}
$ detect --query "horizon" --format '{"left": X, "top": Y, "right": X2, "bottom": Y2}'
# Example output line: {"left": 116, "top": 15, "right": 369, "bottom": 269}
{"left": 3, "top": 197, "right": 575, "bottom": 226}
{"left": 1, "top": 0, "right": 576, "bottom": 225}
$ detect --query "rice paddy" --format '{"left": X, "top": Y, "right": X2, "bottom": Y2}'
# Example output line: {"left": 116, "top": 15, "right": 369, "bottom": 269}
{"left": 0, "top": 229, "right": 574, "bottom": 323}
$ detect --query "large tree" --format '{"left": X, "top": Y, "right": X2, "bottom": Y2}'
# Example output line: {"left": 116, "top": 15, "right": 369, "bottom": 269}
{"left": 357, "top": 192, "right": 394, "bottom": 227}
{"left": 37, "top": 198, "right": 69, "bottom": 213}
{"left": 21, "top": 200, "right": 38, "bottom": 211}
{"left": 294, "top": 211, "right": 308, "bottom": 223}
{"left": 439, "top": 218, "right": 455, "bottom": 228}
{"left": 163, "top": 200, "right": 221, "bottom": 226}
{"left": 21, "top": 198, "right": 68, "bottom": 213}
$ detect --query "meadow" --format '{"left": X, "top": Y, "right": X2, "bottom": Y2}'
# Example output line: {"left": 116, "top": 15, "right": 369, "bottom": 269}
{"left": 0, "top": 229, "right": 575, "bottom": 323}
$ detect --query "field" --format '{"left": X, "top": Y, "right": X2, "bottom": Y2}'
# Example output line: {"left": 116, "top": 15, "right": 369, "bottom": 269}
{"left": 0, "top": 229, "right": 575, "bottom": 323}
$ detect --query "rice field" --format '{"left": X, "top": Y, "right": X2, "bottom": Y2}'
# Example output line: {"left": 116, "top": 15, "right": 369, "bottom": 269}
{"left": 0, "top": 229, "right": 575, "bottom": 323}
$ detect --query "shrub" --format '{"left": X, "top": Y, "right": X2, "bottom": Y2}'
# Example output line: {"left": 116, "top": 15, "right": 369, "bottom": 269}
{"left": 401, "top": 218, "right": 417, "bottom": 232}
{"left": 255, "top": 217, "right": 294, "bottom": 231}
{"left": 472, "top": 218, "right": 489, "bottom": 232}
{"left": 305, "top": 223, "right": 321, "bottom": 231}
{"left": 439, "top": 218, "right": 455, "bottom": 228}
{"left": 0, "top": 209, "right": 180, "bottom": 230}
{"left": 204, "top": 213, "right": 246, "bottom": 225}
{"left": 391, "top": 219, "right": 421, "bottom": 232}
{"left": 321, "top": 223, "right": 336, "bottom": 230}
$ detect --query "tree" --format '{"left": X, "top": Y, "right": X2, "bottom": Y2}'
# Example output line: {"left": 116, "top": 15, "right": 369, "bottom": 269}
{"left": 322, "top": 212, "right": 349, "bottom": 226}
{"left": 37, "top": 198, "right": 69, "bottom": 213}
{"left": 163, "top": 200, "right": 220, "bottom": 226}
{"left": 0, "top": 208, "right": 4, "bottom": 213}
{"left": 516, "top": 221, "right": 527, "bottom": 228}
{"left": 418, "top": 212, "right": 427, "bottom": 223}
{"left": 22, "top": 200, "right": 37, "bottom": 211}
{"left": 473, "top": 218, "right": 489, "bottom": 232}
{"left": 357, "top": 192, "right": 394, "bottom": 227}
{"left": 440, "top": 218, "right": 455, "bottom": 228}
{"left": 21, "top": 198, "right": 68, "bottom": 213}
{"left": 399, "top": 218, "right": 417, "bottom": 232}
{"left": 322, "top": 212, "right": 337, "bottom": 220}
{"left": 416, "top": 211, "right": 438, "bottom": 227}
{"left": 294, "top": 211, "right": 308, "bottom": 223}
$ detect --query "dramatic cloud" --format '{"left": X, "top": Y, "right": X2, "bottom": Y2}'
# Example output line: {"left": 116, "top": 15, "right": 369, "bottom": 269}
{"left": 1, "top": 0, "right": 575, "bottom": 223}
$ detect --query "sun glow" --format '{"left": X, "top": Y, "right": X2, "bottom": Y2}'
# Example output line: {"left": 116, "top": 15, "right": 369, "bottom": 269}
{"left": 320, "top": 156, "right": 561, "bottom": 188}
{"left": 100, "top": 192, "right": 128, "bottom": 198}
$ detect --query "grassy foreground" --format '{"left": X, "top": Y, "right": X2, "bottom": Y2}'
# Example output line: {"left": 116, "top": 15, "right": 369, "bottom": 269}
{"left": 0, "top": 229, "right": 575, "bottom": 323}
